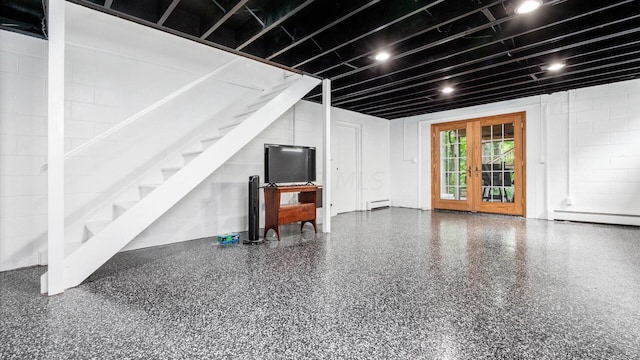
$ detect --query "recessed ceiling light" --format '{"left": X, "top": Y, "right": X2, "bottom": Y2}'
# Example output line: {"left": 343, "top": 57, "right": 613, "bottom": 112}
{"left": 374, "top": 52, "right": 390, "bottom": 61}
{"left": 515, "top": 0, "right": 542, "bottom": 14}
{"left": 546, "top": 62, "right": 566, "bottom": 71}
{"left": 442, "top": 86, "right": 454, "bottom": 94}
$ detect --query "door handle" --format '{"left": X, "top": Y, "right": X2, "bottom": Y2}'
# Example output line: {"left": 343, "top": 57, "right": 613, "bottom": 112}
{"left": 467, "top": 166, "right": 471, "bottom": 177}
{"left": 475, "top": 166, "right": 480, "bottom": 177}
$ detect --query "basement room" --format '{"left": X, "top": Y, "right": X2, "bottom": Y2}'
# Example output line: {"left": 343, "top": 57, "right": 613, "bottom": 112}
{"left": 1, "top": 0, "right": 639, "bottom": 358}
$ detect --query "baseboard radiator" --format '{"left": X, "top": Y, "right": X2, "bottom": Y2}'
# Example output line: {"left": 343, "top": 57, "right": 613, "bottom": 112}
{"left": 367, "top": 199, "right": 390, "bottom": 211}
{"left": 554, "top": 209, "right": 640, "bottom": 227}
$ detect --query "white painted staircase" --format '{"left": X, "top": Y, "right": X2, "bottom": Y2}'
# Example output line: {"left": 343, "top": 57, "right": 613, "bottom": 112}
{"left": 41, "top": 74, "right": 320, "bottom": 293}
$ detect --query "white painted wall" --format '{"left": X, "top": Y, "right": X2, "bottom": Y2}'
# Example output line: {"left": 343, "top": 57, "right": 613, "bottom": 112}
{"left": 332, "top": 106, "right": 390, "bottom": 214}
{"left": 0, "top": 31, "right": 48, "bottom": 271}
{"left": 390, "top": 79, "right": 640, "bottom": 225}
{"left": 0, "top": 5, "right": 391, "bottom": 270}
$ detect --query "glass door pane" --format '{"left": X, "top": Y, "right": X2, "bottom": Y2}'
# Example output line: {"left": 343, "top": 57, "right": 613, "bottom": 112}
{"left": 481, "top": 123, "right": 515, "bottom": 203}
{"left": 439, "top": 128, "right": 467, "bottom": 201}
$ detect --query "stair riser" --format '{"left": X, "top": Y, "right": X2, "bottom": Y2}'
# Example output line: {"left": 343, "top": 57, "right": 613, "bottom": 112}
{"left": 83, "top": 230, "right": 92, "bottom": 242}
{"left": 233, "top": 110, "right": 257, "bottom": 119}
{"left": 272, "top": 77, "right": 298, "bottom": 91}
{"left": 138, "top": 186, "right": 156, "bottom": 199}
{"left": 218, "top": 125, "right": 238, "bottom": 136}
{"left": 201, "top": 138, "right": 220, "bottom": 149}
{"left": 219, "top": 118, "right": 246, "bottom": 134}
{"left": 84, "top": 228, "right": 97, "bottom": 241}
{"left": 113, "top": 205, "right": 127, "bottom": 220}
{"left": 247, "top": 96, "right": 276, "bottom": 110}
{"left": 183, "top": 153, "right": 200, "bottom": 165}
{"left": 161, "top": 168, "right": 180, "bottom": 181}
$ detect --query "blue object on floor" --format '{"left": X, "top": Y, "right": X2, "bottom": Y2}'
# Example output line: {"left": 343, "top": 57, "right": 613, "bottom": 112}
{"left": 217, "top": 233, "right": 239, "bottom": 245}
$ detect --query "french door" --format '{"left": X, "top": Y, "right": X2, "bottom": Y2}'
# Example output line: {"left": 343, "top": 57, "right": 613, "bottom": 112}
{"left": 431, "top": 112, "right": 526, "bottom": 216}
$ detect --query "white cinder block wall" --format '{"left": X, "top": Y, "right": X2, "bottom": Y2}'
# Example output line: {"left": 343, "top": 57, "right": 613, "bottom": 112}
{"left": 0, "top": 31, "right": 49, "bottom": 271}
{"left": 0, "top": 4, "right": 391, "bottom": 270}
{"left": 390, "top": 79, "right": 640, "bottom": 225}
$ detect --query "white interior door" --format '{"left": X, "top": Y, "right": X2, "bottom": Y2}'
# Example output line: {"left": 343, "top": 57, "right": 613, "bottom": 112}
{"left": 333, "top": 124, "right": 358, "bottom": 214}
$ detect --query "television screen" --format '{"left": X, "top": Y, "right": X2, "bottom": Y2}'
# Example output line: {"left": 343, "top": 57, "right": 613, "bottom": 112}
{"left": 264, "top": 144, "right": 316, "bottom": 184}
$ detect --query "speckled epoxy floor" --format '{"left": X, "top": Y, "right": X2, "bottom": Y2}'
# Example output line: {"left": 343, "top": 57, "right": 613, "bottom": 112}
{"left": 1, "top": 208, "right": 639, "bottom": 359}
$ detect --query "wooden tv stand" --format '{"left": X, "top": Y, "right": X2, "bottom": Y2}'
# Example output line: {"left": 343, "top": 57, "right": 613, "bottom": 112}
{"left": 264, "top": 185, "right": 318, "bottom": 240}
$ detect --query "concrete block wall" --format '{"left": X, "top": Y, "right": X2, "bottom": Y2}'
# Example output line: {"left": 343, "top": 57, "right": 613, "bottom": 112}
{"left": 0, "top": 31, "right": 48, "bottom": 270}
{"left": 560, "top": 80, "right": 640, "bottom": 215}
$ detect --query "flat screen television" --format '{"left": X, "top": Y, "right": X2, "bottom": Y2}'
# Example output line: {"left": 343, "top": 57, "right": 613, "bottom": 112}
{"left": 264, "top": 144, "right": 316, "bottom": 185}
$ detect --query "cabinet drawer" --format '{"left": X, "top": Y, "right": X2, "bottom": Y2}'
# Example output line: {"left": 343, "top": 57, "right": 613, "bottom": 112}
{"left": 279, "top": 203, "right": 316, "bottom": 224}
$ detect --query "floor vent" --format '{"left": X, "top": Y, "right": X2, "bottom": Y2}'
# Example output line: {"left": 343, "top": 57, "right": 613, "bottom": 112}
{"left": 367, "top": 199, "right": 390, "bottom": 210}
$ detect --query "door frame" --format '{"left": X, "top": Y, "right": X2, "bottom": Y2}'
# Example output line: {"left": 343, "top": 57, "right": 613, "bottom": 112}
{"left": 332, "top": 121, "right": 362, "bottom": 215}
{"left": 431, "top": 112, "right": 526, "bottom": 216}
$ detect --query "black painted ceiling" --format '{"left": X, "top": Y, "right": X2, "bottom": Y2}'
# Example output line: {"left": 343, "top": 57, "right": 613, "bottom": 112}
{"left": 2, "top": 0, "right": 640, "bottom": 119}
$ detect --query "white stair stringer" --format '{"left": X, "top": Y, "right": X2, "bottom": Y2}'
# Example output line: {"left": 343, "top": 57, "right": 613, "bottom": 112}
{"left": 41, "top": 74, "right": 321, "bottom": 292}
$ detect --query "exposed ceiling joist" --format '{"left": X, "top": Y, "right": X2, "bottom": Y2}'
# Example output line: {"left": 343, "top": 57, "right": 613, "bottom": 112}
{"left": 157, "top": 0, "right": 181, "bottom": 26}
{"left": 235, "top": 0, "right": 315, "bottom": 51}
{"left": 332, "top": 15, "right": 640, "bottom": 105}
{"left": 309, "top": 0, "right": 633, "bottom": 101}
{"left": 371, "top": 50, "right": 640, "bottom": 117}
{"left": 326, "top": 0, "right": 565, "bottom": 81}
{"left": 292, "top": 0, "right": 446, "bottom": 69}
{"left": 380, "top": 65, "right": 640, "bottom": 118}
{"left": 315, "top": 0, "right": 508, "bottom": 77}
{"left": 351, "top": 39, "right": 640, "bottom": 115}
{"left": 266, "top": 0, "right": 382, "bottom": 60}
{"left": 201, "top": 0, "right": 249, "bottom": 39}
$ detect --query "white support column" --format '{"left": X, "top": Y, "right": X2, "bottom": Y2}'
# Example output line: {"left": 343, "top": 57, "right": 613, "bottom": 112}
{"left": 322, "top": 79, "right": 331, "bottom": 233}
{"left": 44, "top": 0, "right": 66, "bottom": 295}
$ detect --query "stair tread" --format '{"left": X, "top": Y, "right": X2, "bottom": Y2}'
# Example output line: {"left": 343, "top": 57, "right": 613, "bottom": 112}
{"left": 219, "top": 121, "right": 242, "bottom": 130}
{"left": 248, "top": 97, "right": 271, "bottom": 108}
{"left": 260, "top": 88, "right": 283, "bottom": 99}
{"left": 86, "top": 219, "right": 110, "bottom": 227}
{"left": 85, "top": 220, "right": 111, "bottom": 233}
{"left": 113, "top": 200, "right": 138, "bottom": 209}
{"left": 162, "top": 166, "right": 182, "bottom": 171}
{"left": 271, "top": 77, "right": 299, "bottom": 90}
{"left": 183, "top": 150, "right": 203, "bottom": 156}
{"left": 258, "top": 79, "right": 297, "bottom": 99}
{"left": 233, "top": 109, "right": 257, "bottom": 118}
{"left": 202, "top": 135, "right": 223, "bottom": 142}
{"left": 139, "top": 183, "right": 161, "bottom": 188}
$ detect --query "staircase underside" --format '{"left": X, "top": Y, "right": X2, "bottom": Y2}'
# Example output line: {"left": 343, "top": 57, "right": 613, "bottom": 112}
{"left": 41, "top": 74, "right": 321, "bottom": 294}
